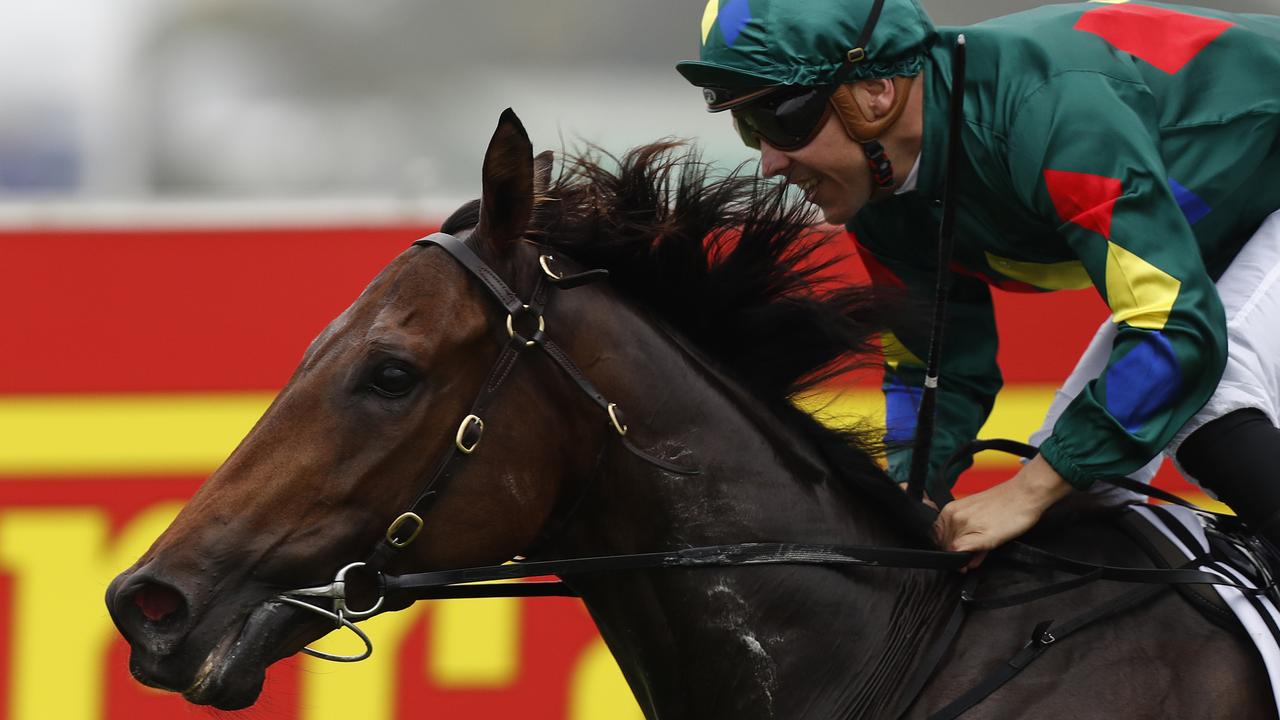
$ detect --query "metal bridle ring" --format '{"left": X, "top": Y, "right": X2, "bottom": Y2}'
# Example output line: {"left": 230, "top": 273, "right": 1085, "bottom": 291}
{"left": 332, "top": 561, "right": 386, "bottom": 618}
{"left": 538, "top": 254, "right": 562, "bottom": 280}
{"left": 607, "top": 403, "right": 628, "bottom": 436}
{"left": 276, "top": 596, "right": 375, "bottom": 662}
{"left": 506, "top": 304, "right": 545, "bottom": 347}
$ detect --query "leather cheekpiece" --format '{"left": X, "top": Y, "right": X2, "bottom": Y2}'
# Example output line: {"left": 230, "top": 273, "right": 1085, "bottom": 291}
{"left": 828, "top": 75, "right": 915, "bottom": 199}
{"left": 829, "top": 75, "right": 916, "bottom": 143}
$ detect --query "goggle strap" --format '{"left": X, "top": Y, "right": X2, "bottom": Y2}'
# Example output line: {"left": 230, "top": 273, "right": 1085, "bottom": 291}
{"left": 833, "top": 0, "right": 887, "bottom": 86}
{"left": 705, "top": 85, "right": 781, "bottom": 113}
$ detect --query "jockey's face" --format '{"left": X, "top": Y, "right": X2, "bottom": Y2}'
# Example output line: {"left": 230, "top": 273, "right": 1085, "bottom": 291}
{"left": 759, "top": 113, "right": 873, "bottom": 225}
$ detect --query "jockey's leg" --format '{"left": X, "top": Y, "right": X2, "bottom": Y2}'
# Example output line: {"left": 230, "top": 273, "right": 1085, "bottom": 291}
{"left": 1034, "top": 209, "right": 1280, "bottom": 509}
{"left": 1176, "top": 409, "right": 1280, "bottom": 543}
{"left": 1170, "top": 209, "right": 1280, "bottom": 539}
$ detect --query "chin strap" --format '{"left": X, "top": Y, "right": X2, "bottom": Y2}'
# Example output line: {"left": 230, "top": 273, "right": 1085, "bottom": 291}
{"left": 862, "top": 139, "right": 896, "bottom": 198}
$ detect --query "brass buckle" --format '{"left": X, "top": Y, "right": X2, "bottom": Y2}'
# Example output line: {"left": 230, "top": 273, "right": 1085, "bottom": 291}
{"left": 538, "top": 254, "right": 562, "bottom": 280}
{"left": 455, "top": 414, "right": 484, "bottom": 454}
{"left": 607, "top": 403, "right": 628, "bottom": 436}
{"left": 506, "top": 304, "right": 545, "bottom": 347}
{"left": 846, "top": 47, "right": 867, "bottom": 64}
{"left": 386, "top": 512, "right": 424, "bottom": 548}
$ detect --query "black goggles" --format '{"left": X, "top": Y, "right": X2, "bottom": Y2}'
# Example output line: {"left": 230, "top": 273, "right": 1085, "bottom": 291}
{"left": 729, "top": 85, "right": 834, "bottom": 151}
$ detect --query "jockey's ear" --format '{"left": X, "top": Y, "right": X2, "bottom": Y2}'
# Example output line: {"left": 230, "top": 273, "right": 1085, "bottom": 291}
{"left": 851, "top": 78, "right": 898, "bottom": 122}
{"left": 477, "top": 108, "right": 534, "bottom": 254}
{"left": 830, "top": 76, "right": 915, "bottom": 143}
{"left": 533, "top": 150, "right": 554, "bottom": 197}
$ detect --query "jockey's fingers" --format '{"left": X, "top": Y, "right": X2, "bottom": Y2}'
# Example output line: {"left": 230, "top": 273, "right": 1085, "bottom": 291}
{"left": 937, "top": 502, "right": 967, "bottom": 530}
{"left": 941, "top": 523, "right": 989, "bottom": 570}
{"left": 949, "top": 528, "right": 989, "bottom": 553}
{"left": 930, "top": 511, "right": 953, "bottom": 548}
{"left": 963, "top": 550, "right": 988, "bottom": 571}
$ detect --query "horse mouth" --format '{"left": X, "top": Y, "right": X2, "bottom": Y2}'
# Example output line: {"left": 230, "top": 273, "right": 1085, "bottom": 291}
{"left": 182, "top": 601, "right": 310, "bottom": 710}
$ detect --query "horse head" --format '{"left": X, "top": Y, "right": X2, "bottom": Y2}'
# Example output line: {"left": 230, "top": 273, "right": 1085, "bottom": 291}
{"left": 106, "top": 107, "right": 936, "bottom": 717}
{"left": 104, "top": 110, "right": 623, "bottom": 709}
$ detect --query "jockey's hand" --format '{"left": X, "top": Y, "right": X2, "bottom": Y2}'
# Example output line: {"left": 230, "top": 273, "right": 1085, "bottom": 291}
{"left": 932, "top": 455, "right": 1073, "bottom": 570}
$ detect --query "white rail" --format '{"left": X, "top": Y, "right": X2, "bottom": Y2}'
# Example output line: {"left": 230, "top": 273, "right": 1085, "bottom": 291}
{"left": 0, "top": 196, "right": 469, "bottom": 230}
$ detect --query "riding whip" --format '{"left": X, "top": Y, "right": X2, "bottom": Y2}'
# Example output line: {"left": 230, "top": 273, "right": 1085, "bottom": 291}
{"left": 906, "top": 34, "right": 966, "bottom": 504}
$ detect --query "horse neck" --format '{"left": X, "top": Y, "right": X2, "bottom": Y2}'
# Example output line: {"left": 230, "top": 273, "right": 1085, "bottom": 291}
{"left": 540, "top": 290, "right": 959, "bottom": 719}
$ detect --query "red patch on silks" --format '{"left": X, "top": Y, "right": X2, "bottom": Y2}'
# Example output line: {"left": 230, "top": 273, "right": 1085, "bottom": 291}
{"left": 1074, "top": 4, "right": 1234, "bottom": 75}
{"left": 1044, "top": 169, "right": 1124, "bottom": 239}
{"left": 949, "top": 261, "right": 1043, "bottom": 293}
{"left": 135, "top": 585, "right": 183, "bottom": 622}
{"left": 852, "top": 233, "right": 907, "bottom": 289}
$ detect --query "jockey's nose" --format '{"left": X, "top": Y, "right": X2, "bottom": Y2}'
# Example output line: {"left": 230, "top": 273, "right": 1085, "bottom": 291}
{"left": 758, "top": 140, "right": 791, "bottom": 179}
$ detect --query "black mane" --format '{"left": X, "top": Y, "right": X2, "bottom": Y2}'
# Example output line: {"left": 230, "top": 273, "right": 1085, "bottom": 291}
{"left": 445, "top": 142, "right": 931, "bottom": 536}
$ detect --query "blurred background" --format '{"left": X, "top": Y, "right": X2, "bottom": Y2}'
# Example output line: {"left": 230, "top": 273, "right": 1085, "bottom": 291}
{"left": 0, "top": 2, "right": 1272, "bottom": 719}
{"left": 0, "top": 0, "right": 1273, "bottom": 205}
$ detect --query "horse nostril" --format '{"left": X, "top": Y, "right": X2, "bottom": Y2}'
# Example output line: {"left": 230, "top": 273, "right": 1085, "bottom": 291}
{"left": 108, "top": 571, "right": 194, "bottom": 660}
{"left": 134, "top": 583, "right": 186, "bottom": 623}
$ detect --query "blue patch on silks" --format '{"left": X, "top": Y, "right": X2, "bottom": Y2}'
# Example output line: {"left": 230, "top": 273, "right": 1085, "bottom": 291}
{"left": 1168, "top": 178, "right": 1212, "bottom": 225}
{"left": 1104, "top": 331, "right": 1182, "bottom": 434}
{"left": 884, "top": 377, "right": 924, "bottom": 443}
{"left": 717, "top": 0, "right": 753, "bottom": 46}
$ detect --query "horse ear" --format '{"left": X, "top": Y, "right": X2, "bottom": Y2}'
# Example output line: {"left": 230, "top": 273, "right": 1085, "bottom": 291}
{"left": 476, "top": 108, "right": 534, "bottom": 252}
{"left": 533, "top": 150, "right": 554, "bottom": 196}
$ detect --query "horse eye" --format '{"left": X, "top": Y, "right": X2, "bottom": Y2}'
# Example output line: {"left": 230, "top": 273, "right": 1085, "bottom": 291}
{"left": 369, "top": 362, "right": 418, "bottom": 398}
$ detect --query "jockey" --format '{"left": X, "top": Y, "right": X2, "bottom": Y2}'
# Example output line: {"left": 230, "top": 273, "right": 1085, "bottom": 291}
{"left": 676, "top": 0, "right": 1280, "bottom": 563}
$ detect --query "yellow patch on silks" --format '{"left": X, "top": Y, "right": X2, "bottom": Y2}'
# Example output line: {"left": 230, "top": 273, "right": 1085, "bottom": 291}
{"left": 1105, "top": 241, "right": 1181, "bottom": 330}
{"left": 984, "top": 253, "right": 1094, "bottom": 290}
{"left": 701, "top": 0, "right": 719, "bottom": 44}
{"left": 882, "top": 331, "right": 924, "bottom": 371}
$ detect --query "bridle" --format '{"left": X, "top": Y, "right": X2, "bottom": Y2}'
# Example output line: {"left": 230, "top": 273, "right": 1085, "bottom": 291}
{"left": 274, "top": 230, "right": 701, "bottom": 661}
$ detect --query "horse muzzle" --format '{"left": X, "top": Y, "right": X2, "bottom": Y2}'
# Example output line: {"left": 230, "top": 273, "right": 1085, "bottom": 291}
{"left": 105, "top": 564, "right": 314, "bottom": 710}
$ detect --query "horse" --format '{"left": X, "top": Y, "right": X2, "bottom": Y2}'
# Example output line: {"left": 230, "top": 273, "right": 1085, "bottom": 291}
{"left": 105, "top": 109, "right": 1272, "bottom": 718}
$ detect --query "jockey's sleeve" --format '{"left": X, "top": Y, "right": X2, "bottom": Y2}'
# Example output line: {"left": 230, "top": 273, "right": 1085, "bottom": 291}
{"left": 1007, "top": 70, "right": 1227, "bottom": 490}
{"left": 851, "top": 225, "right": 1002, "bottom": 495}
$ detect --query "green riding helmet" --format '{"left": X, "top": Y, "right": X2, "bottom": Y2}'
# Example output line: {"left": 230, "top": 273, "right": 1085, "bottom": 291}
{"left": 676, "top": 0, "right": 938, "bottom": 96}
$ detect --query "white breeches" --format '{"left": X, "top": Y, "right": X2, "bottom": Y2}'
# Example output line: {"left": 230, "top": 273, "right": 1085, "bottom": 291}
{"left": 1030, "top": 209, "right": 1280, "bottom": 501}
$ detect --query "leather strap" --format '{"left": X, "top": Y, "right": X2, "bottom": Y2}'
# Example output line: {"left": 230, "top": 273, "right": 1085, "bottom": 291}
{"left": 418, "top": 233, "right": 526, "bottom": 314}
{"left": 366, "top": 331, "right": 531, "bottom": 571}
{"left": 995, "top": 542, "right": 1262, "bottom": 592}
{"left": 927, "top": 581, "right": 1171, "bottom": 720}
{"left": 960, "top": 567, "right": 1109, "bottom": 610}
{"left": 936, "top": 437, "right": 1240, "bottom": 524}
{"left": 832, "top": 0, "right": 887, "bottom": 85}
{"left": 366, "top": 233, "right": 699, "bottom": 570}
{"left": 1103, "top": 475, "right": 1239, "bottom": 522}
{"left": 893, "top": 575, "right": 976, "bottom": 719}
{"left": 384, "top": 542, "right": 974, "bottom": 600}
{"left": 417, "top": 234, "right": 697, "bottom": 475}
